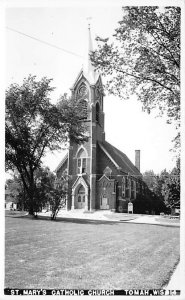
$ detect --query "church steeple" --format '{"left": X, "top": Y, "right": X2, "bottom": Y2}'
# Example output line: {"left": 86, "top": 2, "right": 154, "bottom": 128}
{"left": 83, "top": 24, "right": 99, "bottom": 85}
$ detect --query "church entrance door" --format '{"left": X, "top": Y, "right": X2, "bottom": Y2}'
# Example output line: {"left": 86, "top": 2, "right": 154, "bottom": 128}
{"left": 100, "top": 197, "right": 108, "bottom": 209}
{"left": 77, "top": 185, "right": 85, "bottom": 209}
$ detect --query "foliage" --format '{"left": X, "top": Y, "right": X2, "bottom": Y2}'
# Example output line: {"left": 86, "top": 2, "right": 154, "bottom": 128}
{"left": 47, "top": 188, "right": 66, "bottom": 220}
{"left": 5, "top": 75, "right": 87, "bottom": 215}
{"left": 28, "top": 167, "right": 55, "bottom": 215}
{"left": 133, "top": 191, "right": 166, "bottom": 215}
{"left": 47, "top": 171, "right": 68, "bottom": 220}
{"left": 5, "top": 175, "right": 22, "bottom": 203}
{"left": 161, "top": 159, "right": 180, "bottom": 209}
{"left": 142, "top": 162, "right": 180, "bottom": 213}
{"left": 133, "top": 193, "right": 151, "bottom": 214}
{"left": 5, "top": 167, "right": 53, "bottom": 213}
{"left": 143, "top": 170, "right": 157, "bottom": 191}
{"left": 91, "top": 6, "right": 180, "bottom": 151}
{"left": 143, "top": 169, "right": 169, "bottom": 201}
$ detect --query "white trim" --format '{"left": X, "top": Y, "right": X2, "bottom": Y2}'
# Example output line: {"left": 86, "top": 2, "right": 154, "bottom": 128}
{"left": 97, "top": 174, "right": 115, "bottom": 182}
{"left": 72, "top": 176, "right": 89, "bottom": 210}
{"left": 72, "top": 176, "right": 88, "bottom": 190}
{"left": 98, "top": 143, "right": 120, "bottom": 169}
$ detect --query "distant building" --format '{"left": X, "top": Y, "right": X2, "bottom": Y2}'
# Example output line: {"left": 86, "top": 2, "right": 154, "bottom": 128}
{"left": 55, "top": 27, "right": 145, "bottom": 212}
{"left": 5, "top": 189, "right": 17, "bottom": 210}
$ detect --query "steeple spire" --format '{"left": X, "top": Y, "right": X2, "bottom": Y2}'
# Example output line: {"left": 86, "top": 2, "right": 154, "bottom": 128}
{"left": 83, "top": 22, "right": 99, "bottom": 85}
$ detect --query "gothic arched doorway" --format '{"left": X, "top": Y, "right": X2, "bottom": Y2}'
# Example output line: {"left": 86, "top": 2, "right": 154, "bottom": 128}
{"left": 77, "top": 185, "right": 86, "bottom": 209}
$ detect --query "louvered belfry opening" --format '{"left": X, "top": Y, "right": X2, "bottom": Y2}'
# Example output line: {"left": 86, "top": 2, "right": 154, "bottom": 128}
{"left": 79, "top": 99, "right": 88, "bottom": 120}
{"left": 96, "top": 102, "right": 100, "bottom": 123}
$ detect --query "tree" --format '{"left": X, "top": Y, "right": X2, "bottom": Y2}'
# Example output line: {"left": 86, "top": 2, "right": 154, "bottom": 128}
{"left": 143, "top": 170, "right": 157, "bottom": 191}
{"left": 6, "top": 75, "right": 87, "bottom": 215}
{"left": 161, "top": 159, "right": 180, "bottom": 210}
{"left": 142, "top": 169, "right": 170, "bottom": 214}
{"left": 91, "top": 6, "right": 180, "bottom": 152}
{"left": 5, "top": 175, "right": 23, "bottom": 209}
{"left": 48, "top": 169, "right": 68, "bottom": 220}
{"left": 5, "top": 176, "right": 22, "bottom": 199}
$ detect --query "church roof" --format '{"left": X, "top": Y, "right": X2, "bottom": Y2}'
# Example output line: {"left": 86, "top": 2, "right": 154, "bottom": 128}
{"left": 55, "top": 153, "right": 68, "bottom": 173}
{"left": 55, "top": 141, "right": 141, "bottom": 177}
{"left": 98, "top": 141, "right": 142, "bottom": 176}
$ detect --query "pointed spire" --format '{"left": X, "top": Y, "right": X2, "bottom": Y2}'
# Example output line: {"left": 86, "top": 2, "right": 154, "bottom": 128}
{"left": 83, "top": 23, "right": 99, "bottom": 85}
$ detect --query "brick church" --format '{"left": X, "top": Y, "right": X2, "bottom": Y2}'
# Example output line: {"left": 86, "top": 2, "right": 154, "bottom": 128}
{"left": 55, "top": 27, "right": 144, "bottom": 212}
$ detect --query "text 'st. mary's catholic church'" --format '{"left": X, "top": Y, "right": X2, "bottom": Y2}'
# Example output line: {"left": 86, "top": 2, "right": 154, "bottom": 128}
{"left": 55, "top": 27, "right": 144, "bottom": 212}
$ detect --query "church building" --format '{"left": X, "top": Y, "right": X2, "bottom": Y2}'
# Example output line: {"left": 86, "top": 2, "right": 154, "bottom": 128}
{"left": 55, "top": 27, "right": 144, "bottom": 213}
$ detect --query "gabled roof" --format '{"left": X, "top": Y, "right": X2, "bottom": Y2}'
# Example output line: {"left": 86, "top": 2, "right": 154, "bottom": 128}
{"left": 97, "top": 174, "right": 115, "bottom": 182}
{"left": 70, "top": 69, "right": 100, "bottom": 91}
{"left": 55, "top": 153, "right": 68, "bottom": 173}
{"left": 55, "top": 142, "right": 141, "bottom": 177}
{"left": 98, "top": 141, "right": 142, "bottom": 177}
{"left": 72, "top": 175, "right": 89, "bottom": 190}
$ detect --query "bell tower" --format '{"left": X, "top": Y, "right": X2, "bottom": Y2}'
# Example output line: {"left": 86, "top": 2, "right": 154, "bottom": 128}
{"left": 67, "top": 25, "right": 105, "bottom": 211}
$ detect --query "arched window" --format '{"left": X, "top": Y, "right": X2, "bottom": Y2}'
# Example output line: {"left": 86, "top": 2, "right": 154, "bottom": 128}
{"left": 125, "top": 177, "right": 131, "bottom": 198}
{"left": 122, "top": 177, "right": 125, "bottom": 198}
{"left": 78, "top": 185, "right": 85, "bottom": 194}
{"left": 77, "top": 148, "right": 87, "bottom": 174}
{"left": 96, "top": 102, "right": 100, "bottom": 123}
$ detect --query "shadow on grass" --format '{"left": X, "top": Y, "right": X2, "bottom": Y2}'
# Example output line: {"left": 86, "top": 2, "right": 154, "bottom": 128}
{"left": 5, "top": 211, "right": 180, "bottom": 227}
{"left": 5, "top": 213, "right": 118, "bottom": 226}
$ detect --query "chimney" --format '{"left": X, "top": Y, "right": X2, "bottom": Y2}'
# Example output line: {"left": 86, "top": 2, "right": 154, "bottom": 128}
{"left": 135, "top": 150, "right": 140, "bottom": 171}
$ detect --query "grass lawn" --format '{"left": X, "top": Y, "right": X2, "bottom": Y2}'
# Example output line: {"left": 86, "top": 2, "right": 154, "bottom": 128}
{"left": 5, "top": 213, "right": 180, "bottom": 289}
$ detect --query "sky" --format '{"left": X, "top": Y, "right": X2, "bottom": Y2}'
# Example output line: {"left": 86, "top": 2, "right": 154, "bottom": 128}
{"left": 4, "top": 2, "right": 180, "bottom": 175}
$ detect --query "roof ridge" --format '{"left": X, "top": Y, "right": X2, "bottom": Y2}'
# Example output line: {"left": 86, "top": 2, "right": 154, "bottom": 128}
{"left": 98, "top": 142, "right": 120, "bottom": 169}
{"left": 102, "top": 141, "right": 141, "bottom": 176}
{"left": 55, "top": 153, "right": 68, "bottom": 173}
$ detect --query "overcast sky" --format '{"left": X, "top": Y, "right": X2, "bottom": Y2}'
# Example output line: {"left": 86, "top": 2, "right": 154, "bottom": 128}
{"left": 4, "top": 2, "right": 180, "bottom": 174}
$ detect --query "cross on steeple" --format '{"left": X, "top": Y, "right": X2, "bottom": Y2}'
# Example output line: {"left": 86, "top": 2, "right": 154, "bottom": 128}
{"left": 86, "top": 17, "right": 92, "bottom": 30}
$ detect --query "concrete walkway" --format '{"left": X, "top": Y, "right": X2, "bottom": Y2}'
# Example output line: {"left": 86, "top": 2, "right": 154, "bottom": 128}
{"left": 40, "top": 209, "right": 113, "bottom": 220}
{"left": 38, "top": 210, "right": 180, "bottom": 227}
{"left": 127, "top": 214, "right": 180, "bottom": 227}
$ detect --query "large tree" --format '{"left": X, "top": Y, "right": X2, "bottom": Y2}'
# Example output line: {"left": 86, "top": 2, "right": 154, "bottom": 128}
{"left": 6, "top": 75, "right": 87, "bottom": 215}
{"left": 161, "top": 159, "right": 180, "bottom": 210}
{"left": 91, "top": 6, "right": 180, "bottom": 151}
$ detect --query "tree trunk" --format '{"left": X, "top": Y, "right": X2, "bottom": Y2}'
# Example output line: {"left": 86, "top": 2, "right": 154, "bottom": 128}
{"left": 28, "top": 168, "right": 35, "bottom": 215}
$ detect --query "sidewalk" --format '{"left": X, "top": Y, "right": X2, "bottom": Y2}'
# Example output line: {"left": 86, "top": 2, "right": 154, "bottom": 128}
{"left": 40, "top": 209, "right": 113, "bottom": 221}
{"left": 127, "top": 215, "right": 180, "bottom": 227}
{"left": 38, "top": 210, "right": 180, "bottom": 227}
